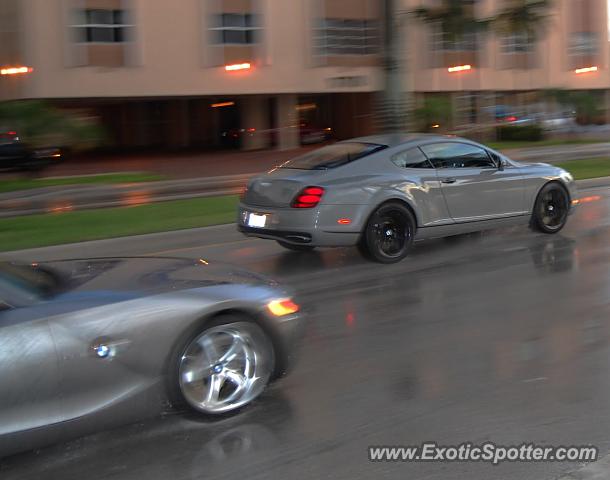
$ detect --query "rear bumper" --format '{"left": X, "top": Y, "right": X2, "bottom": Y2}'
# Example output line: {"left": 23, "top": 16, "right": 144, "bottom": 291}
{"left": 238, "top": 203, "right": 362, "bottom": 247}
{"left": 238, "top": 225, "right": 313, "bottom": 244}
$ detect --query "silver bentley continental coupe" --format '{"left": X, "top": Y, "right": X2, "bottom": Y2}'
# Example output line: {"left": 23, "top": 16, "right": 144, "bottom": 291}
{"left": 238, "top": 134, "right": 577, "bottom": 263}
{"left": 0, "top": 257, "right": 303, "bottom": 457}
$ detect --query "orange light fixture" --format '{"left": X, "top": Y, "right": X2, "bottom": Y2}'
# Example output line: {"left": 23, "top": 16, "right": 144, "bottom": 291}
{"left": 211, "top": 101, "right": 235, "bottom": 108}
{"left": 296, "top": 103, "right": 317, "bottom": 111}
{"left": 337, "top": 218, "right": 352, "bottom": 225}
{"left": 0, "top": 66, "right": 33, "bottom": 76}
{"left": 225, "top": 62, "right": 251, "bottom": 72}
{"left": 267, "top": 298, "right": 300, "bottom": 317}
{"left": 574, "top": 66, "right": 598, "bottom": 74}
{"left": 448, "top": 64, "right": 472, "bottom": 73}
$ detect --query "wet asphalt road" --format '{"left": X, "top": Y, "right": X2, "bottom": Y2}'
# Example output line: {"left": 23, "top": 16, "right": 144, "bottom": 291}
{"left": 2, "top": 186, "right": 610, "bottom": 480}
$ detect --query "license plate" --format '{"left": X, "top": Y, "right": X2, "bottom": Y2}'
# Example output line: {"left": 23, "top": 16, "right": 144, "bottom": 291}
{"left": 247, "top": 213, "right": 267, "bottom": 228}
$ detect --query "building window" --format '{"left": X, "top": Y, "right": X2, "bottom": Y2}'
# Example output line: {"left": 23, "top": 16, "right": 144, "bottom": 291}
{"left": 313, "top": 18, "right": 379, "bottom": 56}
{"left": 501, "top": 32, "right": 534, "bottom": 54}
{"left": 431, "top": 28, "right": 478, "bottom": 52}
{"left": 210, "top": 13, "right": 261, "bottom": 45}
{"left": 569, "top": 31, "right": 598, "bottom": 56}
{"left": 72, "top": 9, "right": 133, "bottom": 43}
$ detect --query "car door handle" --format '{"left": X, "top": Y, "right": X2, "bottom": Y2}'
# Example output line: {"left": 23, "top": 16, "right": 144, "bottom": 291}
{"left": 441, "top": 177, "right": 457, "bottom": 184}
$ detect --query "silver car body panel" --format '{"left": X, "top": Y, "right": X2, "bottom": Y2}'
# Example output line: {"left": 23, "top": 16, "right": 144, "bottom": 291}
{"left": 239, "top": 135, "right": 577, "bottom": 246}
{"left": 0, "top": 257, "right": 304, "bottom": 457}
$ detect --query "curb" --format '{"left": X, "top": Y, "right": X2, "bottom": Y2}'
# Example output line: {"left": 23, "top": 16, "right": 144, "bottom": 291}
{"left": 575, "top": 176, "right": 610, "bottom": 189}
{"left": 2, "top": 223, "right": 241, "bottom": 261}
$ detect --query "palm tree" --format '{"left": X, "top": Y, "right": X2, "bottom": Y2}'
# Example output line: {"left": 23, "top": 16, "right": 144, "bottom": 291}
{"left": 379, "top": 0, "right": 405, "bottom": 132}
{"left": 492, "top": 1, "right": 554, "bottom": 117}
{"left": 412, "top": 1, "right": 553, "bottom": 67}
{"left": 492, "top": 0, "right": 553, "bottom": 44}
{"left": 413, "top": 0, "right": 489, "bottom": 45}
{"left": 412, "top": 1, "right": 490, "bottom": 129}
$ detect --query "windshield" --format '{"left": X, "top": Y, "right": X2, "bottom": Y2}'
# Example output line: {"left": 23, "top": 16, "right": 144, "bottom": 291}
{"left": 280, "top": 142, "right": 386, "bottom": 170}
{"left": 0, "top": 262, "right": 61, "bottom": 306}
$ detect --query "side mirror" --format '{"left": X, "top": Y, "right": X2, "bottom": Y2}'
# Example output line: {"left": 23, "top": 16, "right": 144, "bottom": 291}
{"left": 497, "top": 158, "right": 505, "bottom": 171}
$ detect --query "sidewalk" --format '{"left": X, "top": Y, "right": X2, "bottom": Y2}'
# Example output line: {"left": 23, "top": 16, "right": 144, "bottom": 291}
{"left": 42, "top": 145, "right": 317, "bottom": 179}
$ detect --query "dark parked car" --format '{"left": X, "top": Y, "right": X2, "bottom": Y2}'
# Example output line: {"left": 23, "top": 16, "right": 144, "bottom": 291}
{"left": 0, "top": 131, "right": 62, "bottom": 172}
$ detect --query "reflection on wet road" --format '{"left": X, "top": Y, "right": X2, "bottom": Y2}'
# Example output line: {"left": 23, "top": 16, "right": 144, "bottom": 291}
{"left": 2, "top": 188, "right": 610, "bottom": 480}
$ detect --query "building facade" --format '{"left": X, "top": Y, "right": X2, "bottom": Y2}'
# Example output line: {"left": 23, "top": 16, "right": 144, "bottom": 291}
{"left": 0, "top": 0, "right": 609, "bottom": 150}
{"left": 402, "top": 0, "right": 610, "bottom": 128}
{"left": 0, "top": 0, "right": 383, "bottom": 150}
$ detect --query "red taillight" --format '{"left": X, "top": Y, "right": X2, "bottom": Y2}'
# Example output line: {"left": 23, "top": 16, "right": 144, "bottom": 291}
{"left": 292, "top": 186, "right": 325, "bottom": 208}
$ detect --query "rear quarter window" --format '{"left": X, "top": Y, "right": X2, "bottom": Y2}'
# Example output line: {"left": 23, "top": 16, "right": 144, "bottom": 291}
{"left": 391, "top": 147, "right": 432, "bottom": 168}
{"left": 280, "top": 142, "right": 386, "bottom": 170}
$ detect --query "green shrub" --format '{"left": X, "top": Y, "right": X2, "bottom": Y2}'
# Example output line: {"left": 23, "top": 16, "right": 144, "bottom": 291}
{"left": 496, "top": 125, "right": 544, "bottom": 142}
{"left": 415, "top": 96, "right": 453, "bottom": 132}
{"left": 0, "top": 100, "right": 106, "bottom": 152}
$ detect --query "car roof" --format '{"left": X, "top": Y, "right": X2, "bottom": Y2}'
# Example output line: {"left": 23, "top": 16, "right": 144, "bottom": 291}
{"left": 343, "top": 133, "right": 469, "bottom": 148}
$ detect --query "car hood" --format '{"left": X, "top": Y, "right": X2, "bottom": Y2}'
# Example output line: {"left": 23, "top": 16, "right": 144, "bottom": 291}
{"left": 41, "top": 257, "right": 278, "bottom": 298}
{"left": 520, "top": 161, "right": 553, "bottom": 168}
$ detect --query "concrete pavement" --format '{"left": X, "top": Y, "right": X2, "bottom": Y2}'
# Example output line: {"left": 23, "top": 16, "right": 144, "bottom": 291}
{"left": 2, "top": 185, "right": 610, "bottom": 480}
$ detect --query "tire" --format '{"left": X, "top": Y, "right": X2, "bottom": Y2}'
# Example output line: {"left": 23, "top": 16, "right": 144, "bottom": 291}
{"left": 172, "top": 314, "right": 275, "bottom": 416}
{"left": 359, "top": 202, "right": 416, "bottom": 263}
{"left": 531, "top": 182, "right": 570, "bottom": 234}
{"left": 276, "top": 241, "right": 316, "bottom": 252}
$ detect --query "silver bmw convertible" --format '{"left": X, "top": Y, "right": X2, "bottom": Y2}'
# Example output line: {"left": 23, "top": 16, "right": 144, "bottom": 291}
{"left": 0, "top": 257, "right": 303, "bottom": 457}
{"left": 238, "top": 134, "right": 577, "bottom": 263}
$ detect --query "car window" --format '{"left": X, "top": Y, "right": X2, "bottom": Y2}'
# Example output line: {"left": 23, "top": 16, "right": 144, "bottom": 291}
{"left": 0, "top": 263, "right": 60, "bottom": 307}
{"left": 488, "top": 150, "right": 503, "bottom": 167}
{"left": 420, "top": 142, "right": 496, "bottom": 169}
{"left": 280, "top": 142, "right": 386, "bottom": 170}
{"left": 391, "top": 147, "right": 432, "bottom": 169}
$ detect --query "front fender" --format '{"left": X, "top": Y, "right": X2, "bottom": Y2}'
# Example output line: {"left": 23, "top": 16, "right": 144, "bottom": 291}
{"left": 523, "top": 167, "right": 577, "bottom": 213}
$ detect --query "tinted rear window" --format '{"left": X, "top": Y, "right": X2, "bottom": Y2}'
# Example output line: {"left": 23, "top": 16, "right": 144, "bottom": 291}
{"left": 280, "top": 142, "right": 386, "bottom": 170}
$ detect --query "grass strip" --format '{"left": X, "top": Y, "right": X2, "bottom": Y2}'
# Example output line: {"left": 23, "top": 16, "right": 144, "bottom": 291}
{"left": 0, "top": 172, "right": 167, "bottom": 193}
{"left": 0, "top": 195, "right": 239, "bottom": 252}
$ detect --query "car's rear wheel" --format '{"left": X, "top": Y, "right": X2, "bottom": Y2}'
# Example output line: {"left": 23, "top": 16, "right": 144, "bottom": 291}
{"left": 276, "top": 241, "right": 315, "bottom": 252}
{"left": 531, "top": 183, "right": 569, "bottom": 234}
{"left": 359, "top": 202, "right": 416, "bottom": 263}
{"left": 175, "top": 316, "right": 275, "bottom": 415}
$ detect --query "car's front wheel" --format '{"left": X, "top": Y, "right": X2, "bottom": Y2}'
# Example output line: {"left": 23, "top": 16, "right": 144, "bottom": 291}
{"left": 531, "top": 182, "right": 570, "bottom": 234}
{"left": 175, "top": 315, "right": 275, "bottom": 415}
{"left": 359, "top": 202, "right": 416, "bottom": 263}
